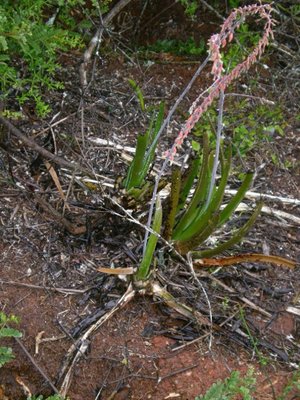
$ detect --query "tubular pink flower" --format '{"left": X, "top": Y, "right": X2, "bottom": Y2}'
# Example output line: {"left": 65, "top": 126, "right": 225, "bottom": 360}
{"left": 167, "top": 4, "right": 274, "bottom": 161}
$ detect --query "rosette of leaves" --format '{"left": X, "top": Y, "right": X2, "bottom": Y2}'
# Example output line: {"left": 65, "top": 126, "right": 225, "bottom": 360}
{"left": 164, "top": 132, "right": 262, "bottom": 256}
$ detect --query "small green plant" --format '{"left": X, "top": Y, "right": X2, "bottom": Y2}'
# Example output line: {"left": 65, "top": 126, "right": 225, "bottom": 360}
{"left": 195, "top": 368, "right": 256, "bottom": 400}
{"left": 0, "top": 0, "right": 84, "bottom": 116}
{"left": 128, "top": 79, "right": 146, "bottom": 112}
{"left": 269, "top": 152, "right": 295, "bottom": 170}
{"left": 0, "top": 311, "right": 22, "bottom": 368}
{"left": 221, "top": 296, "right": 230, "bottom": 311}
{"left": 145, "top": 37, "right": 206, "bottom": 56}
{"left": 213, "top": 0, "right": 241, "bottom": 8}
{"left": 192, "top": 102, "right": 286, "bottom": 159}
{"left": 228, "top": 0, "right": 241, "bottom": 8}
{"left": 239, "top": 308, "right": 269, "bottom": 367}
{"left": 278, "top": 367, "right": 300, "bottom": 400}
{"left": 178, "top": 0, "right": 199, "bottom": 19}
{"left": 195, "top": 366, "right": 300, "bottom": 400}
{"left": 290, "top": 4, "right": 300, "bottom": 17}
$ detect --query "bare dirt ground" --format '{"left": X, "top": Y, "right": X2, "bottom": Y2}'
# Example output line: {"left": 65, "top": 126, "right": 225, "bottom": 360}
{"left": 0, "top": 1, "right": 299, "bottom": 399}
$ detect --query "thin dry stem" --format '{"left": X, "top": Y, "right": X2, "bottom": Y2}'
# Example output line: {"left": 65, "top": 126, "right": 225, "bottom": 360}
{"left": 79, "top": 0, "right": 133, "bottom": 89}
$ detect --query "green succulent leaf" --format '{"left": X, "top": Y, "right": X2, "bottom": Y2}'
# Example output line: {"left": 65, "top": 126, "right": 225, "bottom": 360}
{"left": 172, "top": 133, "right": 212, "bottom": 239}
{"left": 176, "top": 213, "right": 220, "bottom": 255}
{"left": 0, "top": 346, "right": 14, "bottom": 368}
{"left": 192, "top": 201, "right": 263, "bottom": 258}
{"left": 178, "top": 155, "right": 201, "bottom": 210}
{"left": 135, "top": 196, "right": 162, "bottom": 280}
{"left": 124, "top": 102, "right": 164, "bottom": 191}
{"left": 142, "top": 101, "right": 164, "bottom": 177}
{"left": 164, "top": 167, "right": 181, "bottom": 241}
{"left": 124, "top": 133, "right": 148, "bottom": 189}
{"left": 0, "top": 327, "right": 22, "bottom": 338}
{"left": 128, "top": 78, "right": 145, "bottom": 112}
{"left": 218, "top": 172, "right": 254, "bottom": 226}
{"left": 176, "top": 144, "right": 232, "bottom": 242}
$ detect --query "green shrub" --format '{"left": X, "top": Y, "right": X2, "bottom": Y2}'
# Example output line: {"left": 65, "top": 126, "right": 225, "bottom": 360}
{"left": 178, "top": 0, "right": 200, "bottom": 18}
{"left": 145, "top": 37, "right": 206, "bottom": 56}
{"left": 196, "top": 366, "right": 300, "bottom": 400}
{"left": 0, "top": 0, "right": 112, "bottom": 117}
{"left": 195, "top": 368, "right": 256, "bottom": 400}
{"left": 0, "top": 311, "right": 22, "bottom": 368}
{"left": 191, "top": 102, "right": 286, "bottom": 159}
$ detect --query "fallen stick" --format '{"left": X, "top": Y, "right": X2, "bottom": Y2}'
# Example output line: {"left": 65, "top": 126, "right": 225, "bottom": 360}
{"left": 14, "top": 337, "right": 59, "bottom": 394}
{"left": 286, "top": 306, "right": 300, "bottom": 317}
{"left": 225, "top": 189, "right": 300, "bottom": 206}
{"left": 0, "top": 116, "right": 91, "bottom": 176}
{"left": 236, "top": 202, "right": 300, "bottom": 225}
{"left": 58, "top": 283, "right": 136, "bottom": 397}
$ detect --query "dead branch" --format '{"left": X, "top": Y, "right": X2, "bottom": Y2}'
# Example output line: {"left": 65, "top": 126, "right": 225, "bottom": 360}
{"left": 225, "top": 189, "right": 300, "bottom": 206}
{"left": 58, "top": 283, "right": 136, "bottom": 397}
{"left": 14, "top": 337, "right": 59, "bottom": 394}
{"left": 236, "top": 202, "right": 300, "bottom": 226}
{"left": 180, "top": 270, "right": 272, "bottom": 318}
{"left": 0, "top": 279, "right": 90, "bottom": 294}
{"left": 286, "top": 306, "right": 300, "bottom": 317}
{"left": 79, "top": 0, "right": 133, "bottom": 89}
{"left": 35, "top": 194, "right": 87, "bottom": 235}
{"left": 193, "top": 254, "right": 296, "bottom": 269}
{"left": 0, "top": 116, "right": 91, "bottom": 176}
{"left": 198, "top": 0, "right": 224, "bottom": 21}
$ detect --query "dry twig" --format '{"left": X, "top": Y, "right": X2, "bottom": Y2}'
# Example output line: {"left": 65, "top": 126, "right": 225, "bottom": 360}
{"left": 58, "top": 283, "right": 136, "bottom": 397}
{"left": 79, "top": 0, "right": 133, "bottom": 89}
{"left": 0, "top": 116, "right": 91, "bottom": 176}
{"left": 14, "top": 337, "right": 59, "bottom": 394}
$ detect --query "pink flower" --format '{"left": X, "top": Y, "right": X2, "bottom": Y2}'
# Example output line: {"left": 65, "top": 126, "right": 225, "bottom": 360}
{"left": 168, "top": 4, "right": 274, "bottom": 161}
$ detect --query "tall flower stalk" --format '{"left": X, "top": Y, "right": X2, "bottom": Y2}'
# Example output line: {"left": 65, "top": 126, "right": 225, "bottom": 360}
{"left": 143, "top": 4, "right": 275, "bottom": 254}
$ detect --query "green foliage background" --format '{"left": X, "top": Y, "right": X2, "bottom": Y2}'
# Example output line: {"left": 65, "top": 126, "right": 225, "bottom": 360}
{"left": 0, "top": 0, "right": 112, "bottom": 116}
